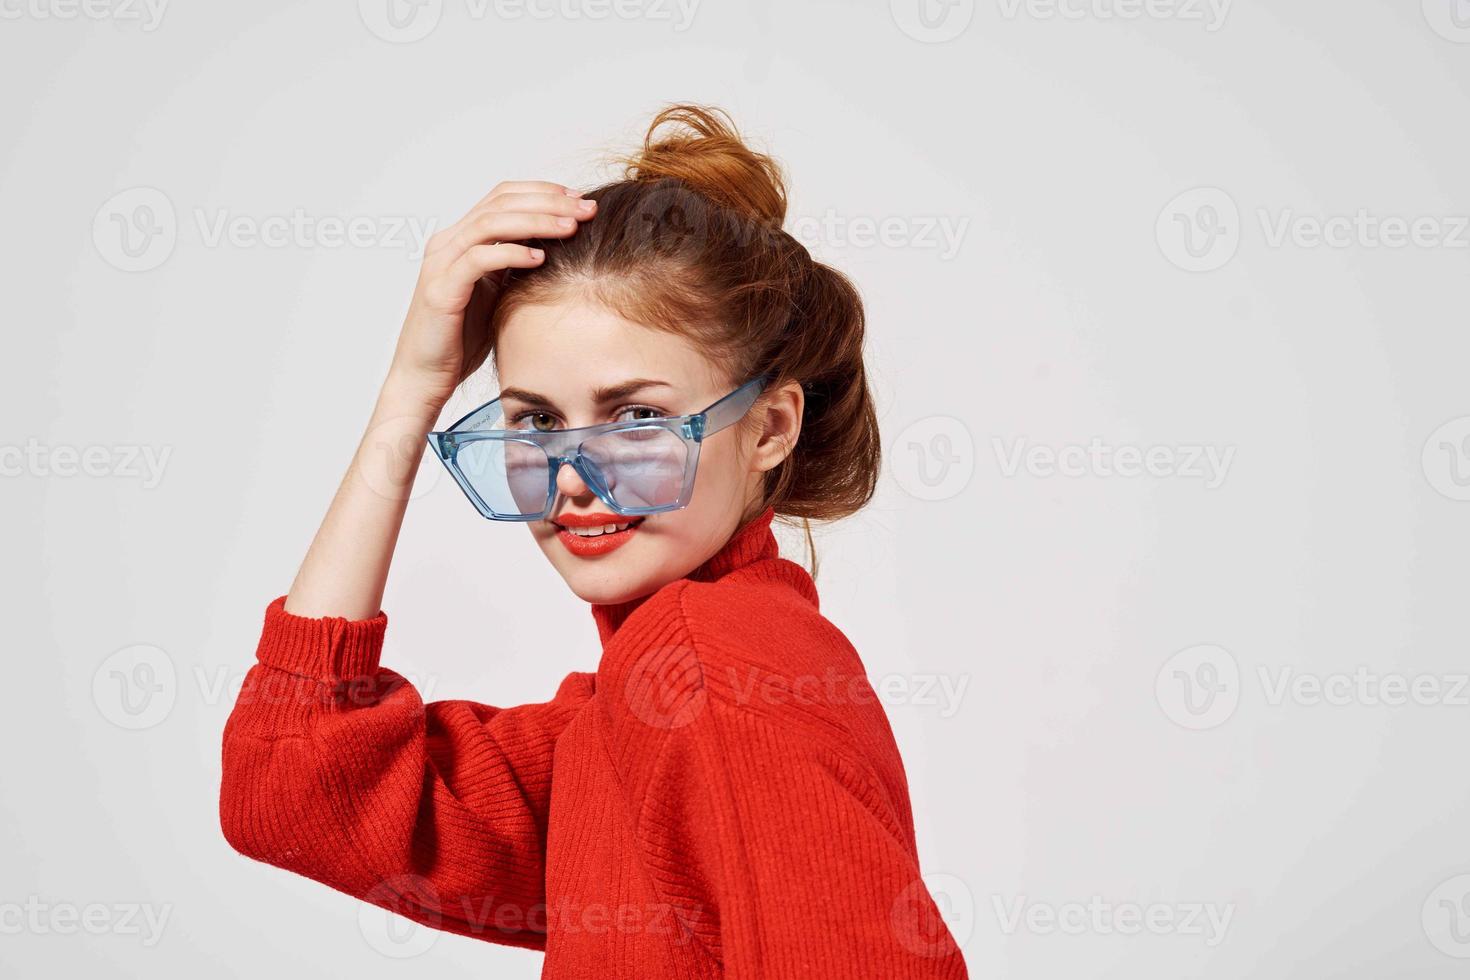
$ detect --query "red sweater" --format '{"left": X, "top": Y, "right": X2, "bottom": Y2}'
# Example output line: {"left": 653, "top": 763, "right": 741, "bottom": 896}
{"left": 219, "top": 506, "right": 968, "bottom": 978}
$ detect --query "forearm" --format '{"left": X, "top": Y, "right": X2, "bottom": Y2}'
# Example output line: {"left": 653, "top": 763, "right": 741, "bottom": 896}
{"left": 280, "top": 182, "right": 587, "bottom": 619}
{"left": 284, "top": 370, "right": 443, "bottom": 620}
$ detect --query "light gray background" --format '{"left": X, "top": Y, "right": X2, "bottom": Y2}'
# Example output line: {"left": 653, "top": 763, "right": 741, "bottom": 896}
{"left": 4, "top": 0, "right": 1469, "bottom": 976}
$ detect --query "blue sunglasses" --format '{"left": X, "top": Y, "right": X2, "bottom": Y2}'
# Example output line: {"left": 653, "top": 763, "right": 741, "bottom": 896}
{"left": 427, "top": 374, "right": 771, "bottom": 521}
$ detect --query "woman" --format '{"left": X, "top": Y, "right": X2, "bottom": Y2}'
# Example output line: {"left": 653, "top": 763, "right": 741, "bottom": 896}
{"left": 219, "top": 104, "right": 968, "bottom": 978}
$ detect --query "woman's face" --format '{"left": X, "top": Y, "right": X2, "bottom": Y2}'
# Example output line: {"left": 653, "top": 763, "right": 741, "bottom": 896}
{"left": 493, "top": 293, "right": 790, "bottom": 605}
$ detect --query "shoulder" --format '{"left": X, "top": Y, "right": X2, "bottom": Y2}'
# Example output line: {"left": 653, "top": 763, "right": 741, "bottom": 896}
{"left": 679, "top": 563, "right": 865, "bottom": 719}
{"left": 594, "top": 559, "right": 919, "bottom": 845}
{"left": 679, "top": 559, "right": 845, "bottom": 669}
{"left": 595, "top": 556, "right": 884, "bottom": 752}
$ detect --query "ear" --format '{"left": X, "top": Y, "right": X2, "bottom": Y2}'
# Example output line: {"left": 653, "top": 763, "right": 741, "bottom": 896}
{"left": 749, "top": 379, "right": 803, "bottom": 474}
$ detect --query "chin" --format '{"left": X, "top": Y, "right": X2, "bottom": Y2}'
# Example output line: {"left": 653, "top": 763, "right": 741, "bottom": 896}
{"left": 536, "top": 539, "right": 657, "bottom": 605}
{"left": 533, "top": 517, "right": 697, "bottom": 607}
{"left": 559, "top": 563, "right": 664, "bottom": 606}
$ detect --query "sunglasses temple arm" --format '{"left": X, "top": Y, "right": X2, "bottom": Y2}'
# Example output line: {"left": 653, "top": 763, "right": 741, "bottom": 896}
{"left": 698, "top": 374, "right": 772, "bottom": 439}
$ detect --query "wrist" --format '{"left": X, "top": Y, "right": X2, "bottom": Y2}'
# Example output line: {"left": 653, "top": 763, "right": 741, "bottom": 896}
{"left": 379, "top": 366, "right": 453, "bottom": 423}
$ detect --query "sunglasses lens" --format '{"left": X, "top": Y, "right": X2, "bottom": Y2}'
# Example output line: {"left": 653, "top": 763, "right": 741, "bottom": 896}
{"left": 581, "top": 426, "right": 690, "bottom": 512}
{"left": 455, "top": 438, "right": 550, "bottom": 517}
{"left": 448, "top": 423, "right": 693, "bottom": 519}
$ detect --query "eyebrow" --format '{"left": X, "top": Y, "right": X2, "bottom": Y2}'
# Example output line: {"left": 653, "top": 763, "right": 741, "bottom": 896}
{"left": 497, "top": 378, "right": 675, "bottom": 409}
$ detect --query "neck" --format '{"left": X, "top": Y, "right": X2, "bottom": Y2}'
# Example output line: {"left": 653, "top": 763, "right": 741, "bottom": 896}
{"left": 590, "top": 505, "right": 779, "bottom": 645}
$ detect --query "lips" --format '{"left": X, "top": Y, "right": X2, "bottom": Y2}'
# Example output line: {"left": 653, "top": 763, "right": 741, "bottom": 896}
{"left": 551, "top": 512, "right": 645, "bottom": 558}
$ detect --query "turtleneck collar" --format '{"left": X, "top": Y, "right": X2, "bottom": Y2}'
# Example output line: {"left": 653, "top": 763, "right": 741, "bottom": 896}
{"left": 590, "top": 505, "right": 780, "bottom": 646}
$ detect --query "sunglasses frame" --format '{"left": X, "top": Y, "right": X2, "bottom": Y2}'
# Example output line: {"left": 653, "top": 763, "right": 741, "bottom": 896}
{"left": 427, "top": 373, "right": 772, "bottom": 521}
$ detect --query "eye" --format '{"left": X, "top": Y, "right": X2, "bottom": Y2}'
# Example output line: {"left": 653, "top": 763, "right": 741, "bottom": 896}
{"left": 508, "top": 405, "right": 664, "bottom": 430}
{"left": 617, "top": 404, "right": 666, "bottom": 423}
{"left": 510, "top": 411, "right": 559, "bottom": 432}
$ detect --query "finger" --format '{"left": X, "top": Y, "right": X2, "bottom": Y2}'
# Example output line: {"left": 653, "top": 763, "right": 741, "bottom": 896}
{"left": 440, "top": 242, "right": 545, "bottom": 298}
{"left": 471, "top": 179, "right": 581, "bottom": 214}
{"left": 427, "top": 193, "right": 596, "bottom": 260}
{"left": 427, "top": 210, "right": 583, "bottom": 268}
{"left": 481, "top": 191, "right": 596, "bottom": 219}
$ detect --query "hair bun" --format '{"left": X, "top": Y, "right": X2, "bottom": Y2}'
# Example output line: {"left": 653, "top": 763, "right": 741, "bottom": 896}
{"left": 619, "top": 104, "right": 788, "bottom": 226}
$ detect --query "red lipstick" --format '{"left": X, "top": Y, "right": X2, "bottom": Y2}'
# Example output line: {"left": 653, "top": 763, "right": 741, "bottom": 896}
{"left": 551, "top": 511, "right": 644, "bottom": 558}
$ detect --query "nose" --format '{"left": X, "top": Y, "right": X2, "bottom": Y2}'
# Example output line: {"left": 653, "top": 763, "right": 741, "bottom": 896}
{"left": 553, "top": 457, "right": 592, "bottom": 500}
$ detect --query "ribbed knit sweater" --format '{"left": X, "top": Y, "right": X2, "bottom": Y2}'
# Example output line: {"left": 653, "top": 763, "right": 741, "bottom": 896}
{"left": 219, "top": 506, "right": 969, "bottom": 978}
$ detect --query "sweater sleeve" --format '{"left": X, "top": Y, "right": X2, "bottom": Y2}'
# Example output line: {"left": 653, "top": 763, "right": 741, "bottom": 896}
{"left": 656, "top": 697, "right": 970, "bottom": 979}
{"left": 218, "top": 596, "right": 594, "bottom": 950}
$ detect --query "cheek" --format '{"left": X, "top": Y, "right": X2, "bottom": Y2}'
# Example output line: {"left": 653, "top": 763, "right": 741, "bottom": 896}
{"left": 691, "top": 438, "right": 745, "bottom": 496}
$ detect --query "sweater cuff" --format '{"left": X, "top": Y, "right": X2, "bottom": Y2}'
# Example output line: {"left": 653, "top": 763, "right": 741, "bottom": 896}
{"left": 255, "top": 595, "right": 388, "bottom": 683}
